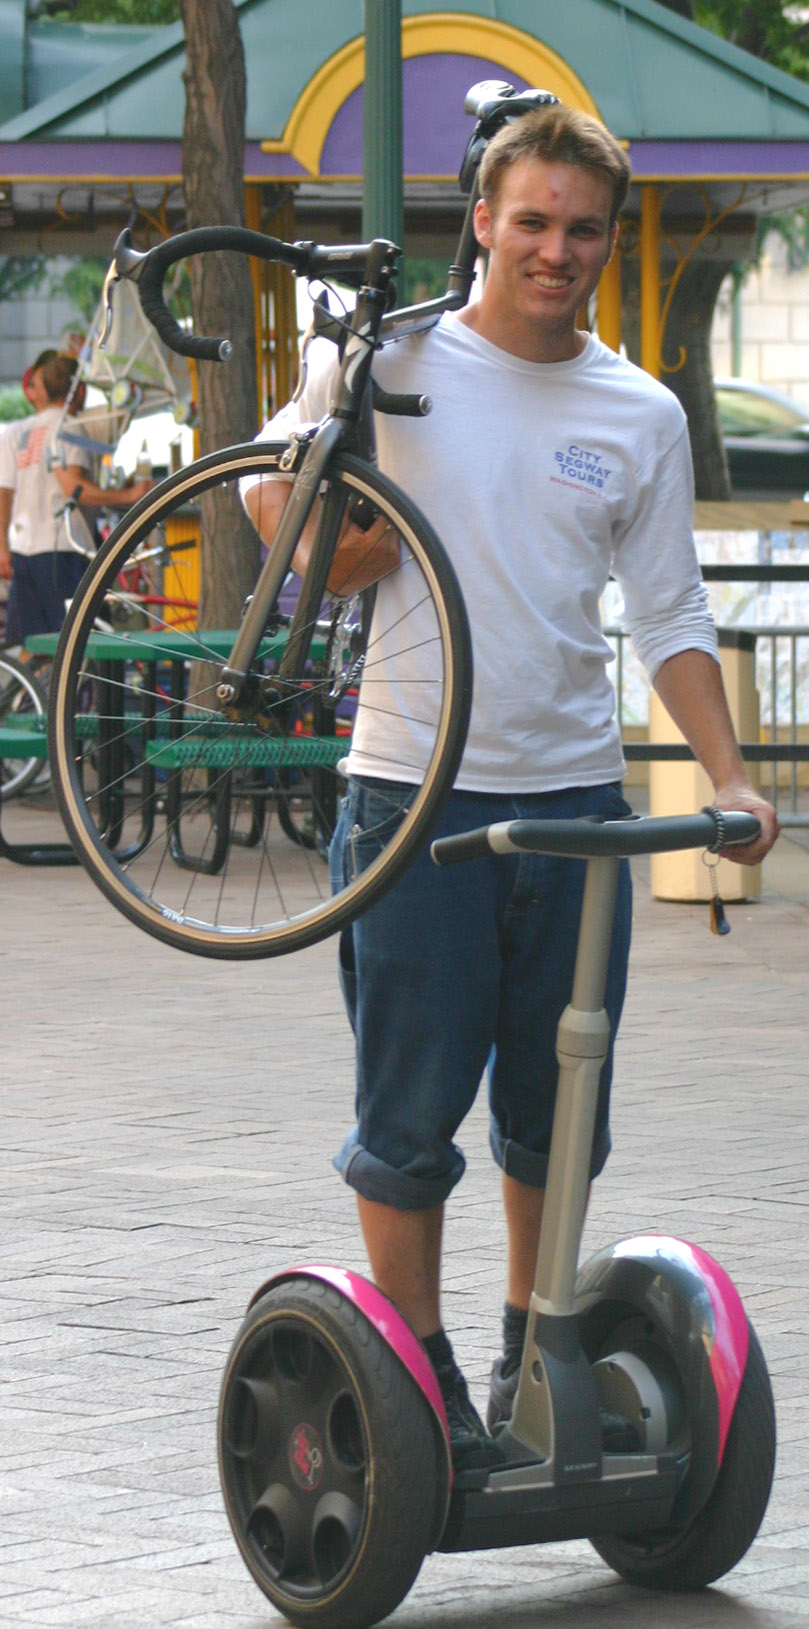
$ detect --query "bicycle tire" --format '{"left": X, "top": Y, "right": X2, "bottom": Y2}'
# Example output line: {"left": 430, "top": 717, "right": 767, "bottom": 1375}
{"left": 0, "top": 653, "right": 48, "bottom": 800}
{"left": 49, "top": 441, "right": 472, "bottom": 958}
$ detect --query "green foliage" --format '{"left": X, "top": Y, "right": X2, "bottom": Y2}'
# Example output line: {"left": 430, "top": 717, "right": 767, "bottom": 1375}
{"left": 47, "top": 257, "right": 108, "bottom": 326}
{"left": 687, "top": 1, "right": 809, "bottom": 85}
{"left": 658, "top": 0, "right": 809, "bottom": 265}
{"left": 402, "top": 258, "right": 449, "bottom": 304}
{"left": 0, "top": 387, "right": 32, "bottom": 424}
{"left": 755, "top": 208, "right": 809, "bottom": 271}
{"left": 42, "top": 1, "right": 179, "bottom": 20}
{"left": 0, "top": 257, "right": 47, "bottom": 302}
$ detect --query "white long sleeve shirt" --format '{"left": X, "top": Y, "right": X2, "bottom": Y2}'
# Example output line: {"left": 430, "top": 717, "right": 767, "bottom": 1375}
{"left": 255, "top": 315, "right": 717, "bottom": 793}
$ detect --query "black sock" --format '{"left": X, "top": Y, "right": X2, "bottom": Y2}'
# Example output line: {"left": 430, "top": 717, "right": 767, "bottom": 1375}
{"left": 501, "top": 1301, "right": 528, "bottom": 1377}
{"left": 422, "top": 1327, "right": 455, "bottom": 1372}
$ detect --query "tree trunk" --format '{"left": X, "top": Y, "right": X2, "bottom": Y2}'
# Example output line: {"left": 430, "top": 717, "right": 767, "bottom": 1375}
{"left": 660, "top": 255, "right": 737, "bottom": 501}
{"left": 621, "top": 249, "right": 733, "bottom": 501}
{"left": 178, "top": 0, "right": 259, "bottom": 631}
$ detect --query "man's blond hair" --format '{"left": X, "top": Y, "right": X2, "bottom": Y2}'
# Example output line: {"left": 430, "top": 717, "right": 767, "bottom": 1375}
{"left": 479, "top": 105, "right": 631, "bottom": 228}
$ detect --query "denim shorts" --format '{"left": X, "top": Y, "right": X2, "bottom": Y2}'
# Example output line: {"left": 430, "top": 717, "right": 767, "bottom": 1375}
{"left": 329, "top": 780, "right": 632, "bottom": 1211}
{"left": 6, "top": 550, "right": 86, "bottom": 644}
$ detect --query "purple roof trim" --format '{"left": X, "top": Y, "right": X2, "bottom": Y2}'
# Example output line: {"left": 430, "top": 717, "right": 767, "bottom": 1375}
{"left": 629, "top": 139, "right": 809, "bottom": 176}
{"left": 0, "top": 140, "right": 307, "bottom": 179}
{"left": 3, "top": 134, "right": 807, "bottom": 187}
{"left": 321, "top": 53, "right": 529, "bottom": 176}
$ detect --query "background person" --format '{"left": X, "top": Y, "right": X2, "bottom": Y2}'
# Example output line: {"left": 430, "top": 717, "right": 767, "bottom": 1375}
{"left": 21, "top": 348, "right": 58, "bottom": 412}
{"left": 244, "top": 105, "right": 779, "bottom": 1470}
{"left": 0, "top": 353, "right": 153, "bottom": 649}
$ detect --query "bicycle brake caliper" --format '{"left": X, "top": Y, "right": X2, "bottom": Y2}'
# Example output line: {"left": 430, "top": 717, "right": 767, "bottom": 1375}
{"left": 279, "top": 426, "right": 318, "bottom": 472}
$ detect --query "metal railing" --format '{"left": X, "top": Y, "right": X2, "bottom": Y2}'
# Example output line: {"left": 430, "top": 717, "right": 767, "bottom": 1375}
{"left": 605, "top": 622, "right": 809, "bottom": 828}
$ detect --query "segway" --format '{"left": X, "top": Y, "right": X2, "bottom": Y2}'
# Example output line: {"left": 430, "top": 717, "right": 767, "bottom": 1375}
{"left": 218, "top": 808, "right": 775, "bottom": 1629}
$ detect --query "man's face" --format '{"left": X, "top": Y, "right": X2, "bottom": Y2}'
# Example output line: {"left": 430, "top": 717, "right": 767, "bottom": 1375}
{"left": 474, "top": 157, "right": 617, "bottom": 357}
{"left": 24, "top": 367, "right": 49, "bottom": 412}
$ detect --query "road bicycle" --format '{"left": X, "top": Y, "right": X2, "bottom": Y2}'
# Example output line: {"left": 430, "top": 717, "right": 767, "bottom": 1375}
{"left": 49, "top": 80, "right": 555, "bottom": 958}
{"left": 0, "top": 651, "right": 48, "bottom": 800}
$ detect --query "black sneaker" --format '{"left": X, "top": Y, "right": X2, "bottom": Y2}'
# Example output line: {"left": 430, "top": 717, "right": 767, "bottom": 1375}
{"left": 488, "top": 1356, "right": 641, "bottom": 1452}
{"left": 430, "top": 1350, "right": 505, "bottom": 1473}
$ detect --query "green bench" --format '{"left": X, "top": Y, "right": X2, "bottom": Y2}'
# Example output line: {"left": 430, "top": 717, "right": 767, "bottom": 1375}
{"left": 143, "top": 731, "right": 347, "bottom": 771}
{"left": 0, "top": 715, "right": 49, "bottom": 758}
{"left": 0, "top": 716, "right": 77, "bottom": 866}
{"left": 0, "top": 705, "right": 348, "bottom": 869}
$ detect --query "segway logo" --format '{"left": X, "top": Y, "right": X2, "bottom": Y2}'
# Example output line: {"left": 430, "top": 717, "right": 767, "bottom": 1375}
{"left": 551, "top": 443, "right": 613, "bottom": 496}
{"left": 289, "top": 1423, "right": 324, "bottom": 1490}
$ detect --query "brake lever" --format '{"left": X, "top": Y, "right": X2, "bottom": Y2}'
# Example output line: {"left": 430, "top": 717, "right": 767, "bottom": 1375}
{"left": 99, "top": 228, "right": 149, "bottom": 349}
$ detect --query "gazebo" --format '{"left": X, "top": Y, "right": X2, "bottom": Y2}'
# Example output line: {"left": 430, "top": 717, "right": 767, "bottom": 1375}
{"left": 3, "top": 0, "right": 809, "bottom": 399}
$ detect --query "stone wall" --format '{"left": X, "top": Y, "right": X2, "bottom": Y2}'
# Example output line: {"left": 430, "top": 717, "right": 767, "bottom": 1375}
{"left": 712, "top": 231, "right": 809, "bottom": 406}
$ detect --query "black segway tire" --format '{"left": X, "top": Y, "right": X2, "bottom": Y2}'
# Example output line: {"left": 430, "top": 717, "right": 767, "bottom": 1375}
{"left": 218, "top": 1275, "right": 446, "bottom": 1629}
{"left": 591, "top": 1319, "right": 775, "bottom": 1589}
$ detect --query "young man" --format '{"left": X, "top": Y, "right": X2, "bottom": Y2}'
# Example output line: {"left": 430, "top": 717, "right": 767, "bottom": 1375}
{"left": 0, "top": 353, "right": 152, "bottom": 645}
{"left": 248, "top": 106, "right": 779, "bottom": 1468}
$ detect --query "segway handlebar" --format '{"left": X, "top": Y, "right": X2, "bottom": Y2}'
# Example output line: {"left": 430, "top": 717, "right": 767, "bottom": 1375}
{"left": 431, "top": 808, "right": 761, "bottom": 866}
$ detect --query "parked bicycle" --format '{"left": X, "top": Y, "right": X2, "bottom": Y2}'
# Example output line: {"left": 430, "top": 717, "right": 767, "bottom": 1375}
{"left": 0, "top": 652, "right": 48, "bottom": 800}
{"left": 49, "top": 81, "right": 554, "bottom": 958}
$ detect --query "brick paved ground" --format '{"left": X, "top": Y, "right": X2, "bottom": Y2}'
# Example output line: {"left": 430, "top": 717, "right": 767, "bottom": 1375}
{"left": 2, "top": 797, "right": 808, "bottom": 1628}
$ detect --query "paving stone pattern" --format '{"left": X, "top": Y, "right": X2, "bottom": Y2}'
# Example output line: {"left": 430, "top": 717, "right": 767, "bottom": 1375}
{"left": 2, "top": 814, "right": 809, "bottom": 1628}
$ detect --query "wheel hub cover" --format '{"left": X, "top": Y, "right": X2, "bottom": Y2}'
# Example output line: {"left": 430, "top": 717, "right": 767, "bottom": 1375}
{"left": 289, "top": 1422, "right": 325, "bottom": 1491}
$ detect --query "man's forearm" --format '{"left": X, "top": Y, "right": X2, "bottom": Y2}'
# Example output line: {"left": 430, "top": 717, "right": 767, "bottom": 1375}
{"left": 55, "top": 466, "right": 153, "bottom": 509}
{"left": 243, "top": 477, "right": 400, "bottom": 595}
{"left": 652, "top": 647, "right": 779, "bottom": 862}
{"left": 652, "top": 648, "right": 748, "bottom": 792}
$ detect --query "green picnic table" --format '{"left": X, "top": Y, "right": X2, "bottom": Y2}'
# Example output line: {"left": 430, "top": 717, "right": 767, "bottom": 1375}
{"left": 18, "top": 626, "right": 343, "bottom": 874}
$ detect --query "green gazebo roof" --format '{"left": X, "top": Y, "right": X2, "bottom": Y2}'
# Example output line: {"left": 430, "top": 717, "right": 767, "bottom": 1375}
{"left": 2, "top": 0, "right": 809, "bottom": 250}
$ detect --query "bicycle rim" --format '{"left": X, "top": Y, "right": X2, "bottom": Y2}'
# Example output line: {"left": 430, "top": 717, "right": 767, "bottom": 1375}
{"left": 50, "top": 442, "right": 471, "bottom": 958}
{"left": 0, "top": 653, "right": 47, "bottom": 799}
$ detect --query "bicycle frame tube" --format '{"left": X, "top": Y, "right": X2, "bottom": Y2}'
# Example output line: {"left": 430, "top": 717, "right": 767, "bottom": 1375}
{"left": 217, "top": 244, "right": 395, "bottom": 704}
{"left": 216, "top": 416, "right": 345, "bottom": 701}
{"left": 280, "top": 478, "right": 348, "bottom": 679}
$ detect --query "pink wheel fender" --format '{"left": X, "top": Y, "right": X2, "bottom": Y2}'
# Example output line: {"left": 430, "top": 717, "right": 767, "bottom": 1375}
{"left": 247, "top": 1265, "right": 453, "bottom": 1486}
{"left": 576, "top": 1234, "right": 749, "bottom": 1520}
{"left": 680, "top": 1239, "right": 750, "bottom": 1460}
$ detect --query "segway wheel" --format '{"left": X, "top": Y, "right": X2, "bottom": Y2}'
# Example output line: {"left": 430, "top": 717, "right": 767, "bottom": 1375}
{"left": 591, "top": 1319, "right": 775, "bottom": 1589}
{"left": 218, "top": 1276, "right": 447, "bottom": 1629}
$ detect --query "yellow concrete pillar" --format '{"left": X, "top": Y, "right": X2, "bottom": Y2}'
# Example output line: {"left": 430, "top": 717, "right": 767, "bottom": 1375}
{"left": 596, "top": 246, "right": 621, "bottom": 352}
{"left": 640, "top": 184, "right": 661, "bottom": 379}
{"left": 649, "top": 632, "right": 761, "bottom": 901}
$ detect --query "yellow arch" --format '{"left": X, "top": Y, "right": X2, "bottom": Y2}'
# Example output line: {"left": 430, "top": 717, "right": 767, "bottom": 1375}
{"left": 261, "top": 13, "right": 600, "bottom": 177}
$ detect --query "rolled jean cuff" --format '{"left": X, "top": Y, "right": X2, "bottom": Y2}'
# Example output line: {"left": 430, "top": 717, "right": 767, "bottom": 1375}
{"left": 333, "top": 1129, "right": 465, "bottom": 1210}
{"left": 489, "top": 1123, "right": 612, "bottom": 1188}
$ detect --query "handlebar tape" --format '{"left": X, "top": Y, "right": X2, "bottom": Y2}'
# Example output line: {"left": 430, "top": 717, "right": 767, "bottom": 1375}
{"left": 371, "top": 382, "right": 433, "bottom": 417}
{"left": 131, "top": 228, "right": 311, "bottom": 361}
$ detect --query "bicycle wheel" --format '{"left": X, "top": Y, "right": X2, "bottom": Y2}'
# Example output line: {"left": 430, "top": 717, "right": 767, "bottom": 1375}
{"left": 50, "top": 441, "right": 472, "bottom": 958}
{"left": 0, "top": 653, "right": 47, "bottom": 800}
